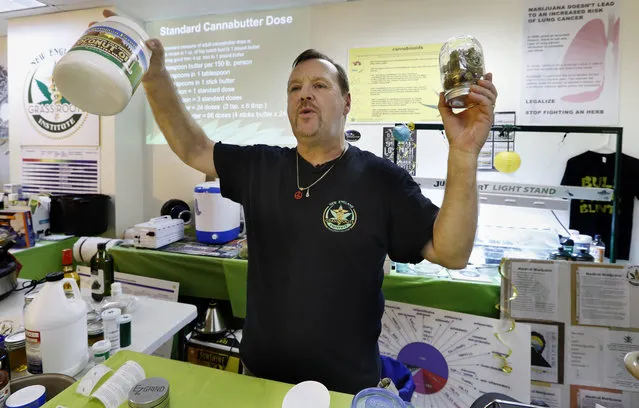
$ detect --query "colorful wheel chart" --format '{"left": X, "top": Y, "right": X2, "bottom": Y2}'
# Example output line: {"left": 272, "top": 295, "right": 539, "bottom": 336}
{"left": 397, "top": 343, "right": 449, "bottom": 394}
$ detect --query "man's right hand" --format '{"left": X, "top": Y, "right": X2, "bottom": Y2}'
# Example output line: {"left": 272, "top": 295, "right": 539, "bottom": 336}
{"left": 94, "top": 10, "right": 167, "bottom": 83}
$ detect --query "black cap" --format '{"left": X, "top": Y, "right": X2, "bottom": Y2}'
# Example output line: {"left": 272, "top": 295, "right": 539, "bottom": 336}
{"left": 46, "top": 271, "right": 64, "bottom": 282}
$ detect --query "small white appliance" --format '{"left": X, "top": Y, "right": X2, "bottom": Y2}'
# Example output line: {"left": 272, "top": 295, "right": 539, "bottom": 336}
{"left": 131, "top": 216, "right": 184, "bottom": 249}
{"left": 194, "top": 181, "right": 240, "bottom": 244}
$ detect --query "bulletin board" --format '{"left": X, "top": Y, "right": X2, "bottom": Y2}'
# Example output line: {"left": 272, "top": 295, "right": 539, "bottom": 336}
{"left": 500, "top": 259, "right": 639, "bottom": 408}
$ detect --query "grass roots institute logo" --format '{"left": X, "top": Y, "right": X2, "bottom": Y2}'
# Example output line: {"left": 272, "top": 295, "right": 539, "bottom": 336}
{"left": 25, "top": 48, "right": 88, "bottom": 139}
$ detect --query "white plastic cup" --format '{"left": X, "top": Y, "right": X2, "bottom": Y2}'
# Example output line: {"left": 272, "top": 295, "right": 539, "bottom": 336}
{"left": 53, "top": 16, "right": 152, "bottom": 116}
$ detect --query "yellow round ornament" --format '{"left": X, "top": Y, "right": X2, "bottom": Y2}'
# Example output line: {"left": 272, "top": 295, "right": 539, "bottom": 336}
{"left": 494, "top": 151, "right": 521, "bottom": 173}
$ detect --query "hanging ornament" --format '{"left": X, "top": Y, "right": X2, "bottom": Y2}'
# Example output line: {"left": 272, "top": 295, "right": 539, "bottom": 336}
{"left": 392, "top": 124, "right": 412, "bottom": 142}
{"left": 494, "top": 150, "right": 522, "bottom": 173}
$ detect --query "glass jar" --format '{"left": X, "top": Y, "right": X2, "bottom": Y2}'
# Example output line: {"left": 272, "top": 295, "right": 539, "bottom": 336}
{"left": 439, "top": 35, "right": 485, "bottom": 108}
{"left": 5, "top": 331, "right": 27, "bottom": 374}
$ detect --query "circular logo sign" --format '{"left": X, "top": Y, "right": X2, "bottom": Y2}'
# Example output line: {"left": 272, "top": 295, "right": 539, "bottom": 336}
{"left": 323, "top": 200, "right": 357, "bottom": 232}
{"left": 24, "top": 48, "right": 88, "bottom": 139}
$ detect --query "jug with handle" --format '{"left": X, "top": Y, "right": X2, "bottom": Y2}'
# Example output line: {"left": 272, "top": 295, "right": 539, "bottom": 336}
{"left": 24, "top": 272, "right": 88, "bottom": 376}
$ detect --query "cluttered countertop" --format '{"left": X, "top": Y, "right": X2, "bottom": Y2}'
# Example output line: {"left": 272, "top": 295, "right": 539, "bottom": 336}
{"left": 45, "top": 350, "right": 354, "bottom": 408}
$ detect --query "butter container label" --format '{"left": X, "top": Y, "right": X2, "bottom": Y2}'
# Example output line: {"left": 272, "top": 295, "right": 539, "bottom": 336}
{"left": 70, "top": 25, "right": 148, "bottom": 93}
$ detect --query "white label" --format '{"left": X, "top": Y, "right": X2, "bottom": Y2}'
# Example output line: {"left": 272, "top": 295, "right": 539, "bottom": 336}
{"left": 103, "top": 319, "right": 120, "bottom": 353}
{"left": 76, "top": 363, "right": 112, "bottom": 397}
{"left": 25, "top": 329, "right": 42, "bottom": 374}
{"left": 92, "top": 268, "right": 105, "bottom": 295}
{"left": 92, "top": 361, "right": 145, "bottom": 408}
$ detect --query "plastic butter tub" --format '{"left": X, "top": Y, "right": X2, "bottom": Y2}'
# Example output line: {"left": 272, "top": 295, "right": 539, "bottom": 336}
{"left": 53, "top": 16, "right": 151, "bottom": 116}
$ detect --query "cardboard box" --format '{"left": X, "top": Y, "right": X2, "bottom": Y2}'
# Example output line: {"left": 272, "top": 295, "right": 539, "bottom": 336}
{"left": 186, "top": 330, "right": 242, "bottom": 374}
{"left": 0, "top": 210, "right": 36, "bottom": 248}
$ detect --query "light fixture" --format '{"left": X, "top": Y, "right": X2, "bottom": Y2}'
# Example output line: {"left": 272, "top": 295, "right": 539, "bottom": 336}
{"left": 0, "top": 0, "right": 47, "bottom": 13}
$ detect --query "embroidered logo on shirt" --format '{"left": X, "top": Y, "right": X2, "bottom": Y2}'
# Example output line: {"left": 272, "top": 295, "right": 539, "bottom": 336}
{"left": 323, "top": 201, "right": 357, "bottom": 232}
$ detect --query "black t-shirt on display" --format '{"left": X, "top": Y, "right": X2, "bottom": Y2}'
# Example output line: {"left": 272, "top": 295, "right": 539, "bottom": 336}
{"left": 214, "top": 142, "right": 439, "bottom": 394}
{"left": 560, "top": 150, "right": 639, "bottom": 260}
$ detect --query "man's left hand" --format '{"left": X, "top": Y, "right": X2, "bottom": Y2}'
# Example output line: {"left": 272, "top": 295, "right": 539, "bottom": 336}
{"left": 438, "top": 73, "right": 498, "bottom": 157}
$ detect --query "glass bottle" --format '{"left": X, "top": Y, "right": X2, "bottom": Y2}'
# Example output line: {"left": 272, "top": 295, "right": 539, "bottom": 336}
{"left": 590, "top": 234, "right": 605, "bottom": 263}
{"left": 90, "top": 243, "right": 114, "bottom": 302}
{"left": 439, "top": 35, "right": 485, "bottom": 108}
{"left": 62, "top": 248, "right": 80, "bottom": 297}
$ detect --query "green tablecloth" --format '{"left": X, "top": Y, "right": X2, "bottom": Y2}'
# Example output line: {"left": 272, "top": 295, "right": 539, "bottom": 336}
{"left": 45, "top": 350, "right": 353, "bottom": 408}
{"left": 12, "top": 237, "right": 78, "bottom": 280}
{"left": 111, "top": 246, "right": 500, "bottom": 319}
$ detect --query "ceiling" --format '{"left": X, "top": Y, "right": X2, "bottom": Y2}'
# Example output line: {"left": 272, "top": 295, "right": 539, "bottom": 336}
{"left": 0, "top": 0, "right": 348, "bottom": 35}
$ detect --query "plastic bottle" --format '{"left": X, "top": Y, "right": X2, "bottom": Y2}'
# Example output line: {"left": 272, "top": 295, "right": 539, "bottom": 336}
{"left": 91, "top": 243, "right": 114, "bottom": 302}
{"left": 591, "top": 235, "right": 605, "bottom": 263}
{"left": 62, "top": 248, "right": 80, "bottom": 297}
{"left": 24, "top": 272, "right": 88, "bottom": 376}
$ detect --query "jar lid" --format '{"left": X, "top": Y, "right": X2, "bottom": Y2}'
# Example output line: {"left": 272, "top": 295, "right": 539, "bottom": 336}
{"left": 118, "top": 314, "right": 132, "bottom": 324}
{"left": 104, "top": 16, "right": 150, "bottom": 42}
{"left": 102, "top": 308, "right": 122, "bottom": 320}
{"left": 6, "top": 385, "right": 46, "bottom": 408}
{"left": 5, "top": 331, "right": 26, "bottom": 349}
{"left": 128, "top": 377, "right": 170, "bottom": 408}
{"left": 88, "top": 321, "right": 104, "bottom": 336}
{"left": 92, "top": 339, "right": 111, "bottom": 354}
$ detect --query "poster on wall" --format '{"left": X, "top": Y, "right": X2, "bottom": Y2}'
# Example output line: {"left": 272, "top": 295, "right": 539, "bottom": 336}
{"left": 17, "top": 48, "right": 99, "bottom": 146}
{"left": 348, "top": 44, "right": 442, "bottom": 123}
{"left": 21, "top": 147, "right": 100, "bottom": 194}
{"left": 521, "top": 0, "right": 620, "bottom": 126}
{"left": 382, "top": 127, "right": 416, "bottom": 175}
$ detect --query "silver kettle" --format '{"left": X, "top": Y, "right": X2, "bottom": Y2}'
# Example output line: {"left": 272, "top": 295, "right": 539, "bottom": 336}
{"left": 196, "top": 301, "right": 227, "bottom": 335}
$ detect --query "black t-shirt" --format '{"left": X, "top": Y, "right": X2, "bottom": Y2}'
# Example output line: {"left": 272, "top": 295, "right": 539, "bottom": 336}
{"left": 560, "top": 151, "right": 639, "bottom": 260}
{"left": 214, "top": 142, "right": 439, "bottom": 394}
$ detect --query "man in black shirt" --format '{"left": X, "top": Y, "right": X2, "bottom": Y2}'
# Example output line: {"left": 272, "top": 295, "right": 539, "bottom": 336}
{"left": 129, "top": 9, "right": 498, "bottom": 394}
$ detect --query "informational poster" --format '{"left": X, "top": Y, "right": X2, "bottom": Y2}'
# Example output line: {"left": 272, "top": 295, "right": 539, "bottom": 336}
{"left": 575, "top": 267, "right": 630, "bottom": 328}
{"left": 570, "top": 385, "right": 639, "bottom": 408}
{"left": 521, "top": 0, "right": 620, "bottom": 125}
{"left": 508, "top": 261, "right": 559, "bottom": 322}
{"left": 382, "top": 127, "right": 416, "bottom": 176}
{"left": 348, "top": 44, "right": 442, "bottom": 123}
{"left": 528, "top": 322, "right": 564, "bottom": 384}
{"left": 379, "top": 300, "right": 530, "bottom": 407}
{"left": 531, "top": 382, "right": 563, "bottom": 408}
{"left": 21, "top": 147, "right": 100, "bottom": 194}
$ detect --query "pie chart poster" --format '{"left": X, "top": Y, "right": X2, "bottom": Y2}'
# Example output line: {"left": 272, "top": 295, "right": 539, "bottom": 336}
{"left": 521, "top": 0, "right": 620, "bottom": 126}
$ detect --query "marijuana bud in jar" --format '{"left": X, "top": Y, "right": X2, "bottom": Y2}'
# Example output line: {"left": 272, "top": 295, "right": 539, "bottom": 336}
{"left": 439, "top": 35, "right": 485, "bottom": 108}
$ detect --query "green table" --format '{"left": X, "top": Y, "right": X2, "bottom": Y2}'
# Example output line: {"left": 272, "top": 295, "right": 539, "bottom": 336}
{"left": 45, "top": 350, "right": 353, "bottom": 408}
{"left": 12, "top": 237, "right": 78, "bottom": 280}
{"left": 110, "top": 246, "right": 500, "bottom": 319}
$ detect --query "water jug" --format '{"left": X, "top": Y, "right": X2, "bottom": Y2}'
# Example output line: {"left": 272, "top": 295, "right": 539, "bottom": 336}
{"left": 24, "top": 272, "right": 88, "bottom": 376}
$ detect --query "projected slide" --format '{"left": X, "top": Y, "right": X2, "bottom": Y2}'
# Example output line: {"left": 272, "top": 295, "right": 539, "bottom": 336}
{"left": 145, "top": 7, "right": 311, "bottom": 145}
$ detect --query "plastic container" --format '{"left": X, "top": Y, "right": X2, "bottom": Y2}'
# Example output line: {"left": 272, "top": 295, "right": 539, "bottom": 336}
{"left": 101, "top": 308, "right": 121, "bottom": 355}
{"left": 24, "top": 272, "right": 88, "bottom": 377}
{"left": 194, "top": 181, "right": 241, "bottom": 244}
{"left": 590, "top": 234, "right": 605, "bottom": 263}
{"left": 118, "top": 314, "right": 132, "bottom": 348}
{"left": 6, "top": 384, "right": 46, "bottom": 408}
{"left": 351, "top": 388, "right": 406, "bottom": 408}
{"left": 52, "top": 16, "right": 151, "bottom": 116}
{"left": 439, "top": 35, "right": 485, "bottom": 108}
{"left": 91, "top": 340, "right": 111, "bottom": 364}
{"left": 573, "top": 234, "right": 592, "bottom": 254}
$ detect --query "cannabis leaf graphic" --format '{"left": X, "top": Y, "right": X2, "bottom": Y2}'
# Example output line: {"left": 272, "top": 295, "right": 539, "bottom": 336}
{"left": 36, "top": 79, "right": 52, "bottom": 105}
